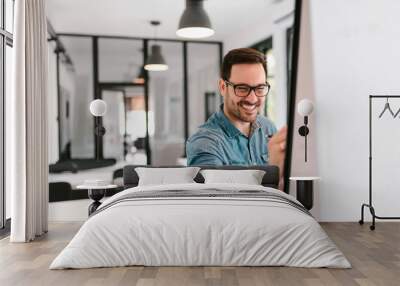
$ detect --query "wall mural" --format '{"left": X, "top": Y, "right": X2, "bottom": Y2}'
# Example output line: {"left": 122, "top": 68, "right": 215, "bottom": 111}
{"left": 47, "top": 0, "right": 298, "bottom": 201}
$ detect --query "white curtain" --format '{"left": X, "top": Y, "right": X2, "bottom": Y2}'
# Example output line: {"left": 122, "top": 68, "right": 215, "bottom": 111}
{"left": 9, "top": 0, "right": 48, "bottom": 242}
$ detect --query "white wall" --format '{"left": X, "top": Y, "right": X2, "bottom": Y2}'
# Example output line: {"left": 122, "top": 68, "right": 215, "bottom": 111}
{"left": 49, "top": 199, "right": 91, "bottom": 222}
{"left": 293, "top": 0, "right": 400, "bottom": 221}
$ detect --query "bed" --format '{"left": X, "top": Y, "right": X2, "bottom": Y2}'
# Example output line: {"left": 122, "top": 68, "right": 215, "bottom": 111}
{"left": 50, "top": 165, "right": 350, "bottom": 269}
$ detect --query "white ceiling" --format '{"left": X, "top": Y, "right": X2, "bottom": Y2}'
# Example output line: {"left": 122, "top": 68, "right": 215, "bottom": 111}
{"left": 46, "top": 0, "right": 286, "bottom": 41}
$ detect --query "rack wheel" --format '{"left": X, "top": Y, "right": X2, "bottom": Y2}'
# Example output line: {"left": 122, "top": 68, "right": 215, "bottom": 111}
{"left": 370, "top": 225, "right": 375, "bottom": 231}
{"left": 358, "top": 220, "right": 364, "bottom": 225}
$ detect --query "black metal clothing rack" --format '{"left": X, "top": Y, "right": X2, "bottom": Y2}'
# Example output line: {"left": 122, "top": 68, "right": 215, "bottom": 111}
{"left": 359, "top": 95, "right": 400, "bottom": 230}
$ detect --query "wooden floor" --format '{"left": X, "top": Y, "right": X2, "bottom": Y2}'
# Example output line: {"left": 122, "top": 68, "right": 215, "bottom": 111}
{"left": 0, "top": 222, "right": 399, "bottom": 286}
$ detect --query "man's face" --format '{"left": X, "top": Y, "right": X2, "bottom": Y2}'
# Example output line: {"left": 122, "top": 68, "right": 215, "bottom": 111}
{"left": 219, "top": 63, "right": 266, "bottom": 123}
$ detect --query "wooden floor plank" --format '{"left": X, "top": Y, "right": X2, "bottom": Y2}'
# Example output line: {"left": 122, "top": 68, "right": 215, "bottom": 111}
{"left": 0, "top": 222, "right": 399, "bottom": 286}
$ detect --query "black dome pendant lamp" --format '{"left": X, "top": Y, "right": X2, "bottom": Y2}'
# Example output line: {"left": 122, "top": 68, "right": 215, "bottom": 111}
{"left": 176, "top": 0, "right": 214, "bottom": 39}
{"left": 144, "top": 20, "right": 168, "bottom": 71}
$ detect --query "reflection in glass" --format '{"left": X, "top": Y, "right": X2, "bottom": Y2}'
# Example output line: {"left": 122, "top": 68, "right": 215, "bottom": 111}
{"left": 4, "top": 43, "right": 12, "bottom": 221}
{"left": 47, "top": 38, "right": 61, "bottom": 166}
{"left": 102, "top": 90, "right": 125, "bottom": 160}
{"left": 144, "top": 44, "right": 168, "bottom": 71}
{"left": 266, "top": 49, "right": 277, "bottom": 122}
{"left": 187, "top": 43, "right": 220, "bottom": 137}
{"left": 5, "top": 0, "right": 14, "bottom": 33}
{"left": 59, "top": 36, "right": 94, "bottom": 158}
{"left": 124, "top": 88, "right": 154, "bottom": 164}
{"left": 148, "top": 40, "right": 184, "bottom": 165}
{"left": 0, "top": 38, "right": 3, "bottom": 228}
{"left": 99, "top": 38, "right": 143, "bottom": 82}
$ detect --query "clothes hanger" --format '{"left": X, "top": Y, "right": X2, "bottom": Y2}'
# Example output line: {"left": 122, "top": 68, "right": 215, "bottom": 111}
{"left": 394, "top": 107, "right": 400, "bottom": 118}
{"left": 378, "top": 97, "right": 395, "bottom": 118}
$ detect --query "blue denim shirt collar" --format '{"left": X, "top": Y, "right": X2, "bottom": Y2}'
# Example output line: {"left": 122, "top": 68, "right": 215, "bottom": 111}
{"left": 186, "top": 104, "right": 277, "bottom": 166}
{"left": 216, "top": 104, "right": 261, "bottom": 138}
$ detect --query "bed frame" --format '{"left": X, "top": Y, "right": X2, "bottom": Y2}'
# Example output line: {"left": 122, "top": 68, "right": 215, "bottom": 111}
{"left": 123, "top": 165, "right": 279, "bottom": 189}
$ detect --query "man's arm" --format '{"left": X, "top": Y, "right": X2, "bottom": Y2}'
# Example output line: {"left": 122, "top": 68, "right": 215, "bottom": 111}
{"left": 268, "top": 126, "right": 287, "bottom": 190}
{"left": 268, "top": 126, "right": 287, "bottom": 167}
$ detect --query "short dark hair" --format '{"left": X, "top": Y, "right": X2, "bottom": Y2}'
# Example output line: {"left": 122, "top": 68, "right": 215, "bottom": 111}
{"left": 221, "top": 48, "right": 267, "bottom": 80}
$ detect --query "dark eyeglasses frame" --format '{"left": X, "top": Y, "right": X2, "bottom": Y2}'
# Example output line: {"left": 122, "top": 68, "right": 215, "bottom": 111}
{"left": 224, "top": 80, "right": 271, "bottom": 97}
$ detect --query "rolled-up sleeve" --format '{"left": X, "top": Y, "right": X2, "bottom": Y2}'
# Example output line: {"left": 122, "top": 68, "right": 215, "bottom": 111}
{"left": 186, "top": 133, "right": 225, "bottom": 166}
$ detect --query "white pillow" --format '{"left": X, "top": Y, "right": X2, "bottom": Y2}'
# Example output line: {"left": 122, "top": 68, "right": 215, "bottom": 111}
{"left": 200, "top": 169, "right": 266, "bottom": 185}
{"left": 135, "top": 167, "right": 201, "bottom": 186}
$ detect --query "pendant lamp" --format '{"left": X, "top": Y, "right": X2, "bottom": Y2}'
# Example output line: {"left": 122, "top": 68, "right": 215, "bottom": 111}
{"left": 145, "top": 21, "right": 168, "bottom": 71}
{"left": 176, "top": 0, "right": 214, "bottom": 39}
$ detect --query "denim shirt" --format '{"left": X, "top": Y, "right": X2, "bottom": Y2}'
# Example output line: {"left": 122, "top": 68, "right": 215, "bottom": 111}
{"left": 186, "top": 106, "right": 277, "bottom": 166}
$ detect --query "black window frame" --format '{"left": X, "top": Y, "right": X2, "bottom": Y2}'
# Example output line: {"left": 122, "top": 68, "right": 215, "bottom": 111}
{"left": 52, "top": 32, "right": 223, "bottom": 165}
{"left": 1, "top": 0, "right": 14, "bottom": 235}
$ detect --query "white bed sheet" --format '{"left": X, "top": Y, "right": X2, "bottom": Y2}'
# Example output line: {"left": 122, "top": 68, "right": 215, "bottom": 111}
{"left": 50, "top": 183, "right": 351, "bottom": 269}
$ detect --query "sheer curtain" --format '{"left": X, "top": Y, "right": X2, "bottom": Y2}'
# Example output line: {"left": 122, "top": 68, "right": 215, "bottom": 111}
{"left": 8, "top": 0, "right": 48, "bottom": 242}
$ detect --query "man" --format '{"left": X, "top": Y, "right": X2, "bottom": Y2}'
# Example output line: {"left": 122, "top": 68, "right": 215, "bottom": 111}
{"left": 186, "top": 48, "right": 287, "bottom": 179}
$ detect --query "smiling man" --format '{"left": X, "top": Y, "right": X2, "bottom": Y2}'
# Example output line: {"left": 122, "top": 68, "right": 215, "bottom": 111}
{"left": 186, "top": 48, "right": 287, "bottom": 176}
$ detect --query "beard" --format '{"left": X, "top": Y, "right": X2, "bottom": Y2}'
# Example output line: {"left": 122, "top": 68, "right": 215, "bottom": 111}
{"left": 229, "top": 98, "right": 261, "bottom": 123}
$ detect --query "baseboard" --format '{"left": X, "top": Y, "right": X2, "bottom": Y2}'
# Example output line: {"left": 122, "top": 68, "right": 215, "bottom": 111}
{"left": 49, "top": 199, "right": 91, "bottom": 221}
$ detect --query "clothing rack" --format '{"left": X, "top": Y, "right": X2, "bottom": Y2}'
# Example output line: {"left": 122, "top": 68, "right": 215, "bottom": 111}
{"left": 359, "top": 95, "right": 400, "bottom": 230}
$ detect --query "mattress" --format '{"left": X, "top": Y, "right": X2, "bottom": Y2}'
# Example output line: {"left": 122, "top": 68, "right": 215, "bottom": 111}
{"left": 50, "top": 183, "right": 351, "bottom": 269}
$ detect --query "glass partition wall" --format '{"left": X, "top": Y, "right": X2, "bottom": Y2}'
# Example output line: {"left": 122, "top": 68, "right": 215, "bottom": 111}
{"left": 98, "top": 39, "right": 144, "bottom": 162}
{"left": 50, "top": 34, "right": 222, "bottom": 167}
{"left": 147, "top": 40, "right": 185, "bottom": 165}
{"left": 58, "top": 36, "right": 94, "bottom": 159}
{"left": 187, "top": 43, "right": 221, "bottom": 135}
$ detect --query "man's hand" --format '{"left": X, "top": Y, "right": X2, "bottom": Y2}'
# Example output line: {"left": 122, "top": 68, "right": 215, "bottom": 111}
{"left": 268, "top": 126, "right": 287, "bottom": 190}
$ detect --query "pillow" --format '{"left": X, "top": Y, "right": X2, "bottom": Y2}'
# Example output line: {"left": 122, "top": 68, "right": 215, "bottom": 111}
{"left": 200, "top": 169, "right": 266, "bottom": 185}
{"left": 135, "top": 167, "right": 201, "bottom": 186}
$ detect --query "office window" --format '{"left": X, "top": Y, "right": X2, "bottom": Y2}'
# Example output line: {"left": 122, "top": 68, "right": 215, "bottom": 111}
{"left": 1, "top": 0, "right": 14, "bottom": 230}
{"left": 5, "top": 0, "right": 12, "bottom": 32}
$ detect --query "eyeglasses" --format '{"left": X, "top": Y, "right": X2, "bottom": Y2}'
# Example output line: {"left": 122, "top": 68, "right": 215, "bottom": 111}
{"left": 224, "top": 80, "right": 270, "bottom": 97}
